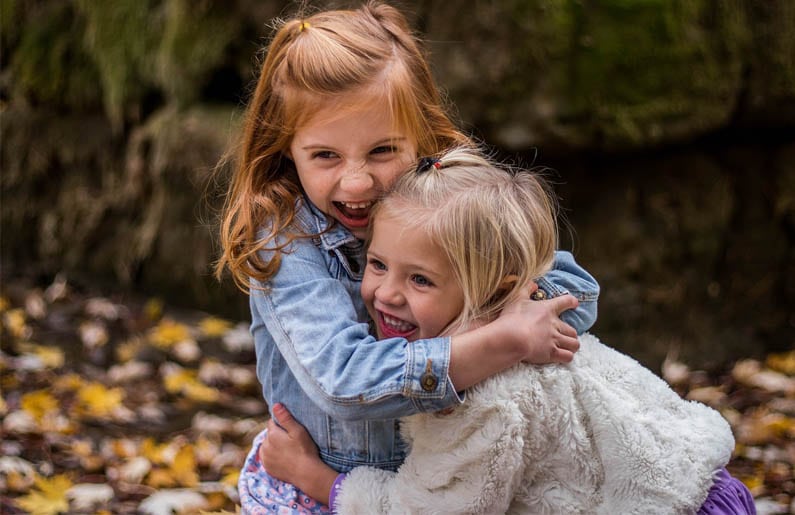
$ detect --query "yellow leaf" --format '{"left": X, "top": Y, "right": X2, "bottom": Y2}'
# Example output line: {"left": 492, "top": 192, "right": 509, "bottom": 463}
{"left": 116, "top": 336, "right": 145, "bottom": 362}
{"left": 170, "top": 444, "right": 199, "bottom": 487}
{"left": 183, "top": 380, "right": 221, "bottom": 403}
{"left": 141, "top": 438, "right": 168, "bottom": 464}
{"left": 144, "top": 298, "right": 164, "bottom": 321}
{"left": 76, "top": 383, "right": 124, "bottom": 418}
{"left": 149, "top": 319, "right": 192, "bottom": 349}
{"left": 221, "top": 469, "right": 240, "bottom": 489}
{"left": 145, "top": 467, "right": 177, "bottom": 489}
{"left": 766, "top": 350, "right": 795, "bottom": 376}
{"left": 3, "top": 308, "right": 30, "bottom": 339}
{"left": 164, "top": 368, "right": 195, "bottom": 395}
{"left": 15, "top": 474, "right": 72, "bottom": 515}
{"left": 16, "top": 342, "right": 65, "bottom": 369}
{"left": 20, "top": 391, "right": 59, "bottom": 423}
{"left": 53, "top": 373, "right": 85, "bottom": 393}
{"left": 163, "top": 368, "right": 220, "bottom": 403}
{"left": 199, "top": 317, "right": 233, "bottom": 337}
{"left": 0, "top": 295, "right": 10, "bottom": 311}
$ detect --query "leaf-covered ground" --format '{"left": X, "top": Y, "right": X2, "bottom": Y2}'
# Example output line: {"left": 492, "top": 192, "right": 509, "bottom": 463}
{"left": 1, "top": 276, "right": 793, "bottom": 514}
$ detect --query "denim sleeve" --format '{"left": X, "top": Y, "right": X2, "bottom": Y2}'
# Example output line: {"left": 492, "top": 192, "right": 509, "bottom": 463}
{"left": 535, "top": 251, "right": 600, "bottom": 334}
{"left": 250, "top": 235, "right": 462, "bottom": 421}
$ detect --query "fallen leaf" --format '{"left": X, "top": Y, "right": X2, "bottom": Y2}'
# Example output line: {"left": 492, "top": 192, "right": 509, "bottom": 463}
{"left": 170, "top": 444, "right": 199, "bottom": 487}
{"left": 0, "top": 456, "right": 37, "bottom": 491}
{"left": 15, "top": 474, "right": 72, "bottom": 515}
{"left": 75, "top": 382, "right": 125, "bottom": 418}
{"left": 144, "top": 298, "right": 164, "bottom": 322}
{"left": 43, "top": 274, "right": 68, "bottom": 302}
{"left": 20, "top": 390, "right": 59, "bottom": 423}
{"left": 685, "top": 386, "right": 727, "bottom": 407}
{"left": 116, "top": 456, "right": 152, "bottom": 484}
{"left": 15, "top": 343, "right": 65, "bottom": 369}
{"left": 79, "top": 320, "right": 109, "bottom": 349}
{"left": 66, "top": 483, "right": 115, "bottom": 510}
{"left": 163, "top": 366, "right": 220, "bottom": 403}
{"left": 221, "top": 323, "right": 254, "bottom": 353}
{"left": 4, "top": 308, "right": 31, "bottom": 339}
{"left": 149, "top": 319, "right": 192, "bottom": 349}
{"left": 199, "top": 317, "right": 234, "bottom": 337}
{"left": 139, "top": 489, "right": 209, "bottom": 515}
{"left": 766, "top": 351, "right": 795, "bottom": 376}
{"left": 84, "top": 297, "right": 122, "bottom": 320}
{"left": 25, "top": 291, "right": 47, "bottom": 319}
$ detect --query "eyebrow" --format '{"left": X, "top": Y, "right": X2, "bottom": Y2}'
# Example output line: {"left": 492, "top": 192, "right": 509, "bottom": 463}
{"left": 300, "top": 137, "right": 408, "bottom": 151}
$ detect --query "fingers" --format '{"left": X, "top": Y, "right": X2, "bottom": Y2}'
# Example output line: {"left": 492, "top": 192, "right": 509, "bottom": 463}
{"left": 558, "top": 321, "right": 577, "bottom": 339}
{"left": 551, "top": 294, "right": 579, "bottom": 314}
{"left": 271, "top": 403, "right": 297, "bottom": 432}
{"left": 552, "top": 347, "right": 576, "bottom": 363}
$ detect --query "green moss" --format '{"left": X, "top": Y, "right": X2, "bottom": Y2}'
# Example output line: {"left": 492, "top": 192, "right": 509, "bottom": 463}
{"left": 74, "top": 0, "right": 162, "bottom": 128}
{"left": 10, "top": 2, "right": 102, "bottom": 110}
{"left": 156, "top": 0, "right": 240, "bottom": 105}
{"left": 559, "top": 0, "right": 750, "bottom": 146}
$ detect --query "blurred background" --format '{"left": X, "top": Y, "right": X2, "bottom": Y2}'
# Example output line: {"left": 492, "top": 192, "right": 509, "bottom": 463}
{"left": 1, "top": 1, "right": 795, "bottom": 512}
{"left": 2, "top": 0, "right": 793, "bottom": 368}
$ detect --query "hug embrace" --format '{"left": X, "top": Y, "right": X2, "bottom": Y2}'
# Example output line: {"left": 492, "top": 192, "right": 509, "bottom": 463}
{"left": 215, "top": 2, "right": 755, "bottom": 514}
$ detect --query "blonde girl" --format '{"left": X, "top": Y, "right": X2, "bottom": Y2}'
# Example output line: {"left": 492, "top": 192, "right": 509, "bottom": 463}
{"left": 262, "top": 147, "right": 753, "bottom": 514}
{"left": 216, "top": 3, "right": 599, "bottom": 513}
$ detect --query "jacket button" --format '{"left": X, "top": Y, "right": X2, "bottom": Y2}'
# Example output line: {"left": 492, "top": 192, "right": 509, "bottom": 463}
{"left": 420, "top": 372, "right": 438, "bottom": 392}
{"left": 531, "top": 289, "right": 547, "bottom": 300}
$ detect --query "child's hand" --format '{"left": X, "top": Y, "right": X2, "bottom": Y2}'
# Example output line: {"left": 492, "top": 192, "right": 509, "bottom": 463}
{"left": 259, "top": 403, "right": 328, "bottom": 487}
{"left": 499, "top": 285, "right": 580, "bottom": 364}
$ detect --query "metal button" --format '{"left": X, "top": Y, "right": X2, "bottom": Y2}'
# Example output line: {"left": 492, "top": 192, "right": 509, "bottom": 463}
{"left": 421, "top": 372, "right": 438, "bottom": 392}
{"left": 420, "top": 358, "right": 437, "bottom": 392}
{"left": 531, "top": 289, "right": 547, "bottom": 300}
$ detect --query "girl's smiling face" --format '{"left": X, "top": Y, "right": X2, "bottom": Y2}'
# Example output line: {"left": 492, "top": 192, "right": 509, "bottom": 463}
{"left": 361, "top": 212, "right": 465, "bottom": 342}
{"left": 289, "top": 96, "right": 417, "bottom": 239}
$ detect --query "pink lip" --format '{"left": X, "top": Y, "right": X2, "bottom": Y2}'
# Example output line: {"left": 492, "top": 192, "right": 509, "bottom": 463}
{"left": 376, "top": 311, "right": 416, "bottom": 340}
{"left": 332, "top": 202, "right": 372, "bottom": 230}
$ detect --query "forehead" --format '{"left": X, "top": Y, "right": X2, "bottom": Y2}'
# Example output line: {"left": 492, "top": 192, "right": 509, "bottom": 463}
{"left": 292, "top": 86, "right": 412, "bottom": 139}
{"left": 370, "top": 212, "right": 449, "bottom": 271}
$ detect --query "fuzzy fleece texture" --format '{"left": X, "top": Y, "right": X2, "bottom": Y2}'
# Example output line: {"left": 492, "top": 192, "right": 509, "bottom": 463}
{"left": 334, "top": 333, "right": 735, "bottom": 515}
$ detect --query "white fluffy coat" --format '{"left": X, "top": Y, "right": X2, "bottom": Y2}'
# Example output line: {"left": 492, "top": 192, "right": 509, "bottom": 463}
{"left": 335, "top": 333, "right": 734, "bottom": 514}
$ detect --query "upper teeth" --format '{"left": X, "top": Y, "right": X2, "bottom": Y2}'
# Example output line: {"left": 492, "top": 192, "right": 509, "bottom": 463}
{"left": 383, "top": 314, "right": 413, "bottom": 331}
{"left": 340, "top": 201, "right": 372, "bottom": 210}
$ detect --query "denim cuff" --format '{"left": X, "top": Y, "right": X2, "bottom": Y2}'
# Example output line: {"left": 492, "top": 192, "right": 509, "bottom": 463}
{"left": 405, "top": 336, "right": 464, "bottom": 411}
{"left": 536, "top": 275, "right": 569, "bottom": 298}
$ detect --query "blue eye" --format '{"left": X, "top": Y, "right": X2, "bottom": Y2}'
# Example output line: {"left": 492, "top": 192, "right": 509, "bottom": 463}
{"left": 368, "top": 258, "right": 387, "bottom": 271}
{"left": 411, "top": 274, "right": 432, "bottom": 287}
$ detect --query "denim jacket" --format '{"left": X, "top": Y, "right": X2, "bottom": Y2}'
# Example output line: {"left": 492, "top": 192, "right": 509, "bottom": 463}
{"left": 250, "top": 198, "right": 599, "bottom": 472}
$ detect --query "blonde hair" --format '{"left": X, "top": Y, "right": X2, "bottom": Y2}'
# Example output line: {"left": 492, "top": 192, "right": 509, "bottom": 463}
{"left": 373, "top": 147, "right": 558, "bottom": 330}
{"left": 216, "top": 1, "right": 470, "bottom": 292}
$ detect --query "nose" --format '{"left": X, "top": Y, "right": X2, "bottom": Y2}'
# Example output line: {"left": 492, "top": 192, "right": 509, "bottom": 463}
{"left": 375, "top": 275, "right": 404, "bottom": 307}
{"left": 339, "top": 162, "right": 375, "bottom": 195}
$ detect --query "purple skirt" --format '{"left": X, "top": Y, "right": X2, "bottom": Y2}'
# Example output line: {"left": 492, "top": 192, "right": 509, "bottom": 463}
{"left": 698, "top": 468, "right": 756, "bottom": 515}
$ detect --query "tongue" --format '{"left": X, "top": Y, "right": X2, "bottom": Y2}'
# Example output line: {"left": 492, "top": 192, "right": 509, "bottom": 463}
{"left": 338, "top": 204, "right": 368, "bottom": 220}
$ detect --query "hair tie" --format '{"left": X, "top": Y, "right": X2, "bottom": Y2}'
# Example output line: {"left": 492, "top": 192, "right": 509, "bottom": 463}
{"left": 299, "top": 21, "right": 311, "bottom": 32}
{"left": 416, "top": 156, "right": 441, "bottom": 175}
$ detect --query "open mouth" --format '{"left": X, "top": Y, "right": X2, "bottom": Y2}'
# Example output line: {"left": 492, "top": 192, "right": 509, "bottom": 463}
{"left": 333, "top": 201, "right": 374, "bottom": 229}
{"left": 377, "top": 311, "right": 417, "bottom": 340}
